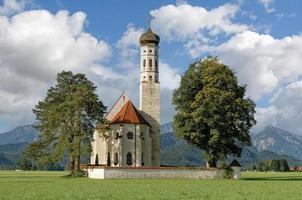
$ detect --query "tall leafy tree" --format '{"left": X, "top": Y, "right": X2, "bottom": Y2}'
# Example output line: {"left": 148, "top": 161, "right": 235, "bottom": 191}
{"left": 173, "top": 57, "right": 256, "bottom": 167}
{"left": 26, "top": 71, "right": 106, "bottom": 174}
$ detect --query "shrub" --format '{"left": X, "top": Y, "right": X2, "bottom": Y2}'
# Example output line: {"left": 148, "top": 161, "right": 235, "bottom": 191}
{"left": 223, "top": 166, "right": 234, "bottom": 178}
{"left": 71, "top": 170, "right": 87, "bottom": 177}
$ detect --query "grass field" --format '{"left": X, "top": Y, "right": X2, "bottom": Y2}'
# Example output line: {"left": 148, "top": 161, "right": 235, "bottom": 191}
{"left": 0, "top": 171, "right": 302, "bottom": 200}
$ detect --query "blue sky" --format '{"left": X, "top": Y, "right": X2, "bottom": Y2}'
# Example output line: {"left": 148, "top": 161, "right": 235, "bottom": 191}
{"left": 0, "top": 0, "right": 302, "bottom": 134}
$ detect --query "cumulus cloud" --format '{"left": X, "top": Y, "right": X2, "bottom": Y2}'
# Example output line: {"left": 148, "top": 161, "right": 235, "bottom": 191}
{"left": 257, "top": 0, "right": 275, "bottom": 13}
{"left": 159, "top": 61, "right": 181, "bottom": 91}
{"left": 254, "top": 81, "right": 302, "bottom": 134}
{"left": 0, "top": 9, "right": 111, "bottom": 130}
{"left": 151, "top": 3, "right": 248, "bottom": 41}
{"left": 0, "top": 0, "right": 30, "bottom": 15}
{"left": 115, "top": 23, "right": 144, "bottom": 68}
{"left": 150, "top": 3, "right": 249, "bottom": 59}
{"left": 203, "top": 30, "right": 302, "bottom": 134}
{"left": 208, "top": 31, "right": 302, "bottom": 100}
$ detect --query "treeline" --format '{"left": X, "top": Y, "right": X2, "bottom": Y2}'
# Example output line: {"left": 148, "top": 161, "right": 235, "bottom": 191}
{"left": 257, "top": 159, "right": 290, "bottom": 172}
{"left": 16, "top": 157, "right": 64, "bottom": 171}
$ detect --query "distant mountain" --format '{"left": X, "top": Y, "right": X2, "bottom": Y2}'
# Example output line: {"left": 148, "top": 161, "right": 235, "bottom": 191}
{"left": 160, "top": 123, "right": 302, "bottom": 168}
{"left": 0, "top": 152, "right": 13, "bottom": 166}
{"left": 160, "top": 122, "right": 173, "bottom": 135}
{"left": 252, "top": 126, "right": 302, "bottom": 160}
{"left": 0, "top": 125, "right": 38, "bottom": 167}
{"left": 2, "top": 122, "right": 302, "bottom": 169}
{"left": 0, "top": 142, "right": 29, "bottom": 164}
{"left": 0, "top": 125, "right": 38, "bottom": 145}
{"left": 160, "top": 131, "right": 204, "bottom": 166}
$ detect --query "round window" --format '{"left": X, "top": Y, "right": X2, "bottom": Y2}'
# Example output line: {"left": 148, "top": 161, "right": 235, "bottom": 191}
{"left": 127, "top": 132, "right": 134, "bottom": 139}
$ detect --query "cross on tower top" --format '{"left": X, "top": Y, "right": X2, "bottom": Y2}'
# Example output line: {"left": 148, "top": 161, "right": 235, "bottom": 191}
{"left": 148, "top": 17, "right": 152, "bottom": 29}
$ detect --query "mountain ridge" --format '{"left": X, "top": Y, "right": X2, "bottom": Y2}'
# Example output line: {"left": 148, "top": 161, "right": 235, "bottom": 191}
{"left": 1, "top": 123, "right": 302, "bottom": 168}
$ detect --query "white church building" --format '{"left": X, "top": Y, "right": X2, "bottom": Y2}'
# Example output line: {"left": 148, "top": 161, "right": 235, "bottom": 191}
{"left": 87, "top": 25, "right": 230, "bottom": 180}
{"left": 90, "top": 26, "right": 161, "bottom": 167}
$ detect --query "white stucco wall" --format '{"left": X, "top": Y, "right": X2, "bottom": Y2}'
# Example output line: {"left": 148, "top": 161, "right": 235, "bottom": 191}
{"left": 91, "top": 123, "right": 152, "bottom": 167}
{"left": 231, "top": 166, "right": 241, "bottom": 180}
{"left": 87, "top": 167, "right": 224, "bottom": 179}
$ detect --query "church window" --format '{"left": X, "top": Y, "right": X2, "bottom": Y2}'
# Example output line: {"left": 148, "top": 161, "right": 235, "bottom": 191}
{"left": 143, "top": 59, "right": 146, "bottom": 67}
{"left": 155, "top": 60, "right": 158, "bottom": 71}
{"left": 115, "top": 132, "right": 119, "bottom": 139}
{"left": 144, "top": 50, "right": 146, "bottom": 53}
{"left": 149, "top": 49, "right": 152, "bottom": 53}
{"left": 141, "top": 153, "right": 144, "bottom": 166}
{"left": 107, "top": 152, "right": 111, "bottom": 166}
{"left": 127, "top": 131, "right": 134, "bottom": 139}
{"left": 149, "top": 76, "right": 152, "bottom": 80}
{"left": 127, "top": 153, "right": 133, "bottom": 166}
{"left": 149, "top": 59, "right": 152, "bottom": 68}
{"left": 114, "top": 153, "right": 118, "bottom": 166}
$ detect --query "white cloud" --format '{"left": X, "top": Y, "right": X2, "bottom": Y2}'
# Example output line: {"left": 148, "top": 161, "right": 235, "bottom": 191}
{"left": 159, "top": 61, "right": 181, "bottom": 91}
{"left": 257, "top": 0, "right": 275, "bottom": 13}
{"left": 254, "top": 81, "right": 302, "bottom": 134}
{"left": 208, "top": 31, "right": 302, "bottom": 100}
{"left": 0, "top": 0, "right": 30, "bottom": 16}
{"left": 150, "top": 3, "right": 249, "bottom": 59}
{"left": 0, "top": 9, "right": 111, "bottom": 130}
{"left": 205, "top": 30, "right": 302, "bottom": 134}
{"left": 150, "top": 3, "right": 248, "bottom": 41}
{"left": 115, "top": 23, "right": 144, "bottom": 68}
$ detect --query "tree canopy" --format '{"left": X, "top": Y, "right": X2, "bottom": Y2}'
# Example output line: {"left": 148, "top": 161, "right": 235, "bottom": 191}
{"left": 173, "top": 57, "right": 256, "bottom": 167}
{"left": 26, "top": 71, "right": 106, "bottom": 174}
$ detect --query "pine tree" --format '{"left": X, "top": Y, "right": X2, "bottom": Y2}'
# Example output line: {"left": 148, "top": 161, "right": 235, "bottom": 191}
{"left": 173, "top": 57, "right": 256, "bottom": 167}
{"left": 26, "top": 71, "right": 106, "bottom": 175}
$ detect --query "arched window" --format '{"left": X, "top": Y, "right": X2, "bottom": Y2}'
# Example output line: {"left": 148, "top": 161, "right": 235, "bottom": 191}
{"left": 149, "top": 59, "right": 152, "bottom": 69}
{"left": 141, "top": 153, "right": 144, "bottom": 166}
{"left": 155, "top": 59, "right": 158, "bottom": 72}
{"left": 107, "top": 152, "right": 111, "bottom": 166}
{"left": 127, "top": 153, "right": 132, "bottom": 166}
{"left": 143, "top": 59, "right": 146, "bottom": 67}
{"left": 127, "top": 131, "right": 134, "bottom": 139}
{"left": 114, "top": 152, "right": 118, "bottom": 166}
{"left": 115, "top": 132, "right": 119, "bottom": 139}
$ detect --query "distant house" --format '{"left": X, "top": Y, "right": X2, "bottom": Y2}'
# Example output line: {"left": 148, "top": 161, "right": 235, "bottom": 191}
{"left": 290, "top": 166, "right": 302, "bottom": 171}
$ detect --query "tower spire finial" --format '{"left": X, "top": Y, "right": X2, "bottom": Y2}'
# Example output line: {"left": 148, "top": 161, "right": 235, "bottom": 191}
{"left": 148, "top": 16, "right": 152, "bottom": 29}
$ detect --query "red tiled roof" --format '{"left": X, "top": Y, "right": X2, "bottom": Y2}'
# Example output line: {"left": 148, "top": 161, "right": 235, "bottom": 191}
{"left": 110, "top": 101, "right": 148, "bottom": 125}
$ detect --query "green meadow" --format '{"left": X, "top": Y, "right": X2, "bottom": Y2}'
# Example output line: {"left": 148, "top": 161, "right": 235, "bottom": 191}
{"left": 0, "top": 171, "right": 302, "bottom": 200}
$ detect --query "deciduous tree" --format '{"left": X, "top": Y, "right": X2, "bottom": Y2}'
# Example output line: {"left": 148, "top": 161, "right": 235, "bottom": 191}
{"left": 173, "top": 57, "right": 256, "bottom": 167}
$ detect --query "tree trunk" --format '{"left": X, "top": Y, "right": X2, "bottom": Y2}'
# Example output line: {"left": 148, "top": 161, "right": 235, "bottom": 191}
{"left": 69, "top": 155, "right": 75, "bottom": 171}
{"left": 75, "top": 140, "right": 81, "bottom": 171}
{"left": 76, "top": 155, "right": 80, "bottom": 171}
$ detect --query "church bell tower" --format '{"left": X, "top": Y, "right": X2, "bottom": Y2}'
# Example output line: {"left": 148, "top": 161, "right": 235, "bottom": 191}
{"left": 139, "top": 25, "right": 160, "bottom": 166}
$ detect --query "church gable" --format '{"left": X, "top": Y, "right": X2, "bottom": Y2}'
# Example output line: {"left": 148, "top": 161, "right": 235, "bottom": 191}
{"left": 106, "top": 91, "right": 130, "bottom": 121}
{"left": 111, "top": 100, "right": 149, "bottom": 125}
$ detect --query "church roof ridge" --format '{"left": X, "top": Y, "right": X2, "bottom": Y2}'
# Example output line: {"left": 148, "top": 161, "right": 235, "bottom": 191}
{"left": 105, "top": 91, "right": 127, "bottom": 119}
{"left": 110, "top": 100, "right": 149, "bottom": 125}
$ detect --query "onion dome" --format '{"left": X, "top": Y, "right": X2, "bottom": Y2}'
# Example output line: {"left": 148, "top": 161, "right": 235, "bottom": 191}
{"left": 139, "top": 28, "right": 160, "bottom": 45}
